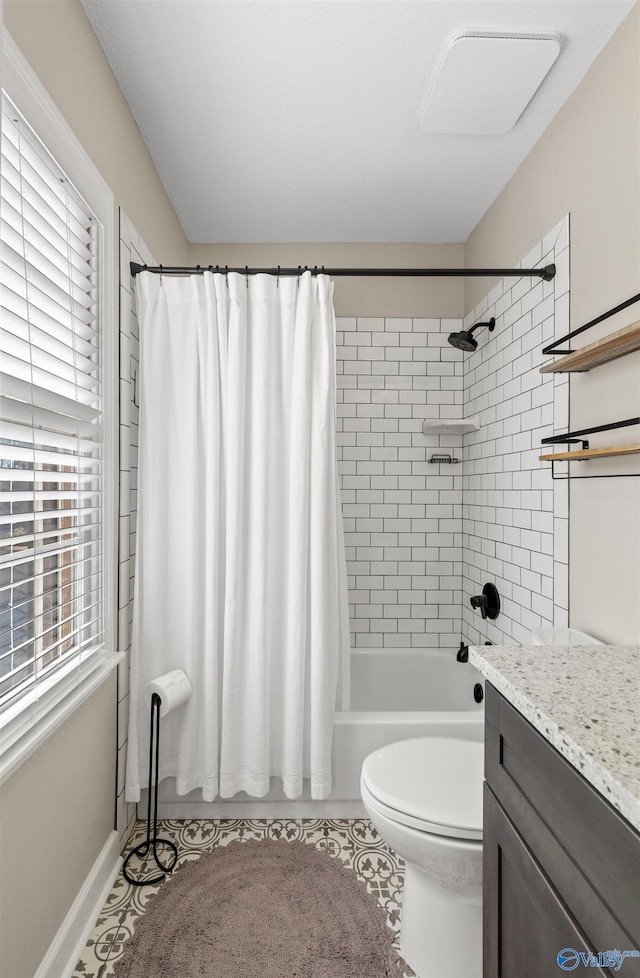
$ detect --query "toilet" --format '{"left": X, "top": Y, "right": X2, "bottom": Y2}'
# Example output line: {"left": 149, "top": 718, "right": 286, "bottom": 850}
{"left": 360, "top": 737, "right": 484, "bottom": 978}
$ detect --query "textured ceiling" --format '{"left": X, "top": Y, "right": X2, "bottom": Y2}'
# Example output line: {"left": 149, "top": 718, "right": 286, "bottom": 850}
{"left": 81, "top": 0, "right": 634, "bottom": 244}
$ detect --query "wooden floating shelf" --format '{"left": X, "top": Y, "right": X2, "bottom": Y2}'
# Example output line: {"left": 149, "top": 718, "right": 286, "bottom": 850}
{"left": 540, "top": 320, "right": 640, "bottom": 373}
{"left": 539, "top": 444, "right": 640, "bottom": 462}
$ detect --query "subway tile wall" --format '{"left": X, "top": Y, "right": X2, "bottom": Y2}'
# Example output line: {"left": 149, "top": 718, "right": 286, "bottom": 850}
{"left": 336, "top": 317, "right": 465, "bottom": 649}
{"left": 460, "top": 216, "right": 570, "bottom": 647}
{"left": 116, "top": 211, "right": 152, "bottom": 846}
{"left": 336, "top": 217, "right": 570, "bottom": 650}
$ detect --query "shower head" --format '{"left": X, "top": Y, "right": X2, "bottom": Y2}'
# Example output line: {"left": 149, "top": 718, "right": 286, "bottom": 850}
{"left": 447, "top": 317, "right": 495, "bottom": 352}
{"left": 448, "top": 330, "right": 479, "bottom": 352}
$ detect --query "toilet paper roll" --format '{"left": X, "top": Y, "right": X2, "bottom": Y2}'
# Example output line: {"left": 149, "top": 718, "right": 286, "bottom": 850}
{"left": 145, "top": 669, "right": 192, "bottom": 717}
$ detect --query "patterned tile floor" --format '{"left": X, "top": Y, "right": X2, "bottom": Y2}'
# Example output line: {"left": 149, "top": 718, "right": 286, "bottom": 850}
{"left": 73, "top": 818, "right": 414, "bottom": 977}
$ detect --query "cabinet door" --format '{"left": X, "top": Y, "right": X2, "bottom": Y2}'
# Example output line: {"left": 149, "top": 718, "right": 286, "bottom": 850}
{"left": 483, "top": 785, "right": 609, "bottom": 978}
{"left": 484, "top": 684, "right": 640, "bottom": 950}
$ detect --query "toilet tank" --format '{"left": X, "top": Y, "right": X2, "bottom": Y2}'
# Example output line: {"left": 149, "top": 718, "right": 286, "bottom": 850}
{"left": 530, "top": 627, "right": 603, "bottom": 646}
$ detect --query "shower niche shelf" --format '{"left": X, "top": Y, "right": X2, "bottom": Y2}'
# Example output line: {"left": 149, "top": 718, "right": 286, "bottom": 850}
{"left": 422, "top": 416, "right": 479, "bottom": 436}
{"left": 540, "top": 319, "right": 640, "bottom": 374}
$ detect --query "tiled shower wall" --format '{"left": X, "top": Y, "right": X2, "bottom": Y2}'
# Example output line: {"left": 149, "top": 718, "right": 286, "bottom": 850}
{"left": 461, "top": 217, "right": 570, "bottom": 647}
{"left": 336, "top": 318, "right": 465, "bottom": 649}
{"left": 337, "top": 218, "right": 570, "bottom": 650}
{"left": 116, "top": 211, "right": 152, "bottom": 844}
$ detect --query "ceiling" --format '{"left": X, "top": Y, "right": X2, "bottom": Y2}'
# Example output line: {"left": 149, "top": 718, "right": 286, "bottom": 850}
{"left": 81, "top": 0, "right": 635, "bottom": 244}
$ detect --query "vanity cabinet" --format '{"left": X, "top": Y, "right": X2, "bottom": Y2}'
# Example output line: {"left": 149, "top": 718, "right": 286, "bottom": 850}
{"left": 483, "top": 683, "right": 640, "bottom": 978}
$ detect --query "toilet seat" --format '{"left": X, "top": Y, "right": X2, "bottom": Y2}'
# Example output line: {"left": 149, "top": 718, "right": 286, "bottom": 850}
{"left": 361, "top": 737, "right": 483, "bottom": 841}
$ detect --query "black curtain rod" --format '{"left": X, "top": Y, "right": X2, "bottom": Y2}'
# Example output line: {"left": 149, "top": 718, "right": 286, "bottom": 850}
{"left": 130, "top": 261, "right": 556, "bottom": 281}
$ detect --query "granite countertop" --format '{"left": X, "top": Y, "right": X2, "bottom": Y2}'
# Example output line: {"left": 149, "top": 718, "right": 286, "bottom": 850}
{"left": 469, "top": 643, "right": 640, "bottom": 832}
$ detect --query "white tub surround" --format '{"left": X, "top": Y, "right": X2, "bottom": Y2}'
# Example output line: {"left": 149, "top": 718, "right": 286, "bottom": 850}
{"left": 336, "top": 314, "right": 465, "bottom": 650}
{"left": 461, "top": 217, "right": 570, "bottom": 649}
{"left": 469, "top": 643, "right": 640, "bottom": 830}
{"left": 118, "top": 212, "right": 154, "bottom": 844}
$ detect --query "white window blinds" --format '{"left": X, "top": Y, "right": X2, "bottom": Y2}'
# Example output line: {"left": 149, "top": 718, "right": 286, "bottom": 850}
{"left": 0, "top": 92, "right": 104, "bottom": 714}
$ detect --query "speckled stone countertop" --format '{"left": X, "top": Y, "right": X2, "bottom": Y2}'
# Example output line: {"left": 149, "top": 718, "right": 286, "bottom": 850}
{"left": 469, "top": 644, "right": 640, "bottom": 832}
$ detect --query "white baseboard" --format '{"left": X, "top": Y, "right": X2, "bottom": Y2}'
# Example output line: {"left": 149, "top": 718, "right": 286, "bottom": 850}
{"left": 156, "top": 800, "right": 366, "bottom": 819}
{"left": 35, "top": 830, "right": 122, "bottom": 978}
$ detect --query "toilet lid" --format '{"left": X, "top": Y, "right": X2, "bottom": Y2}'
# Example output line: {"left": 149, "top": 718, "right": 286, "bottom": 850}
{"left": 361, "top": 738, "right": 484, "bottom": 840}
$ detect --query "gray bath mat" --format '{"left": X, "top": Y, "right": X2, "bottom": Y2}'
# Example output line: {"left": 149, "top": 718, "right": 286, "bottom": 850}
{"left": 114, "top": 837, "right": 402, "bottom": 977}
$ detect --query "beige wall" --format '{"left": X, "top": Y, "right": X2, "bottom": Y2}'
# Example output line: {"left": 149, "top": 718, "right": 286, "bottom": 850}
{"left": 0, "top": 677, "right": 117, "bottom": 978}
{"left": 465, "top": 6, "right": 640, "bottom": 644}
{"left": 4, "top": 0, "right": 190, "bottom": 264}
{"left": 1, "top": 4, "right": 189, "bottom": 976}
{"left": 189, "top": 242, "right": 466, "bottom": 317}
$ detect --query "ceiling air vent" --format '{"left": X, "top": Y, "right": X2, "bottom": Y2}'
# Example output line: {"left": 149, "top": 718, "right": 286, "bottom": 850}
{"left": 420, "top": 32, "right": 561, "bottom": 135}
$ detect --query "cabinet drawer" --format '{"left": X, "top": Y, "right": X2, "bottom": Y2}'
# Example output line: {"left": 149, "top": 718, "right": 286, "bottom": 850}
{"left": 485, "top": 683, "right": 640, "bottom": 948}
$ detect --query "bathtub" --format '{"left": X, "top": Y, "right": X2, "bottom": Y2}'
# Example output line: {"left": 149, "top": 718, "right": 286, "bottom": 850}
{"left": 153, "top": 647, "right": 484, "bottom": 817}
{"left": 330, "top": 648, "right": 484, "bottom": 801}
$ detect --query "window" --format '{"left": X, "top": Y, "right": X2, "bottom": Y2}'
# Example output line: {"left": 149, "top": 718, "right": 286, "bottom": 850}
{"left": 1, "top": 32, "right": 117, "bottom": 771}
{"left": 0, "top": 91, "right": 105, "bottom": 712}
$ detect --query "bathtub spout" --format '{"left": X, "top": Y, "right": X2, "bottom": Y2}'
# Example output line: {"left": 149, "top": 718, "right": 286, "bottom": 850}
{"left": 456, "top": 642, "right": 469, "bottom": 662}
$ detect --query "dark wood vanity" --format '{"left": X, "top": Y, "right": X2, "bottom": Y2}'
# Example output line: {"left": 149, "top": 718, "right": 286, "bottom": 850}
{"left": 483, "top": 683, "right": 640, "bottom": 978}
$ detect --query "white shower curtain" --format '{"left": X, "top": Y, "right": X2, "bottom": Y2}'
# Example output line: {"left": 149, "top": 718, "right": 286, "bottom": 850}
{"left": 125, "top": 270, "right": 350, "bottom": 802}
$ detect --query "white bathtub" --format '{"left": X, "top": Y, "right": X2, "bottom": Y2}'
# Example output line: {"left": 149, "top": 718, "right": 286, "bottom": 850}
{"left": 330, "top": 648, "right": 485, "bottom": 801}
{"left": 153, "top": 647, "right": 484, "bottom": 817}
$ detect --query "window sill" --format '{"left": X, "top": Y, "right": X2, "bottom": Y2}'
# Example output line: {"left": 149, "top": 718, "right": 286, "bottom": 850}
{"left": 0, "top": 648, "right": 125, "bottom": 785}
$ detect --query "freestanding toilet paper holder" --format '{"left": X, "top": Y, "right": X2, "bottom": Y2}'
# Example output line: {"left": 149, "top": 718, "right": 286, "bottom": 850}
{"left": 123, "top": 692, "right": 178, "bottom": 886}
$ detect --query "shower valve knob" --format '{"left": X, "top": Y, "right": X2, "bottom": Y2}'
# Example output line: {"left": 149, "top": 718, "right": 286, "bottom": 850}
{"left": 470, "top": 583, "right": 500, "bottom": 621}
{"left": 470, "top": 595, "right": 488, "bottom": 619}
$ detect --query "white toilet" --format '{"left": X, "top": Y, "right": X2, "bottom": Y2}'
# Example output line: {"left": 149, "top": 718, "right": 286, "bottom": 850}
{"left": 360, "top": 737, "right": 484, "bottom": 978}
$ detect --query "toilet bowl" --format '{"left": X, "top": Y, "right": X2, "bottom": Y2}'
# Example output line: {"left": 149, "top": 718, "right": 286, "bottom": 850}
{"left": 361, "top": 737, "right": 484, "bottom": 978}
